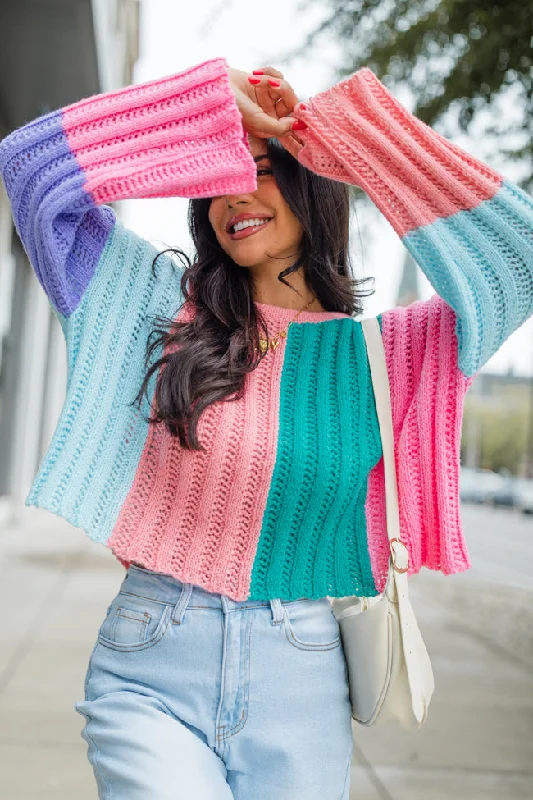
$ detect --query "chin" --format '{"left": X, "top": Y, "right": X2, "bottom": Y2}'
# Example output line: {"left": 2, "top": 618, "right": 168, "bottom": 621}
{"left": 225, "top": 246, "right": 268, "bottom": 269}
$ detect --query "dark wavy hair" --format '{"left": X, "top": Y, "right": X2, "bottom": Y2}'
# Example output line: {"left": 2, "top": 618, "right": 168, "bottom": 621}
{"left": 132, "top": 137, "right": 375, "bottom": 451}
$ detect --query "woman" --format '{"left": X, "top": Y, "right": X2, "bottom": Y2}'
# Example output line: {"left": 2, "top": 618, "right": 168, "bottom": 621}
{"left": 1, "top": 58, "right": 532, "bottom": 799}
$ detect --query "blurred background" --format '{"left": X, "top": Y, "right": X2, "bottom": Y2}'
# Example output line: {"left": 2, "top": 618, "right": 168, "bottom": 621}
{"left": 0, "top": 1, "right": 531, "bottom": 797}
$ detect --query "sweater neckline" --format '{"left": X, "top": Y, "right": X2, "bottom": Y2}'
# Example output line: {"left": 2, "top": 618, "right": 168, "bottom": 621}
{"left": 254, "top": 301, "right": 352, "bottom": 325}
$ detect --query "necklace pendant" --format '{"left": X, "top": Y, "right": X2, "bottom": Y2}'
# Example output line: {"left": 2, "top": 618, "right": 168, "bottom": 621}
{"left": 255, "top": 295, "right": 315, "bottom": 356}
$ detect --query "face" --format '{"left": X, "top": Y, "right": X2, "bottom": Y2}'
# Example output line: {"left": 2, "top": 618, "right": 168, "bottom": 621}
{"left": 208, "top": 135, "right": 304, "bottom": 273}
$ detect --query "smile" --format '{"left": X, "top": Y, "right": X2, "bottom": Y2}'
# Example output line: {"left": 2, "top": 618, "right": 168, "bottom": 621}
{"left": 228, "top": 218, "right": 272, "bottom": 240}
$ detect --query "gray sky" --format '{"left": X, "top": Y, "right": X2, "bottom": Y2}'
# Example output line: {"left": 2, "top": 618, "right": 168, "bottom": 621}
{"left": 122, "top": 0, "right": 533, "bottom": 377}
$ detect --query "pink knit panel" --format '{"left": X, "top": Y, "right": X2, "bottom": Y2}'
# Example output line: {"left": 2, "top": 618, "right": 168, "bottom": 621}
{"left": 107, "top": 303, "right": 287, "bottom": 601}
{"left": 289, "top": 68, "right": 502, "bottom": 237}
{"left": 365, "top": 295, "right": 473, "bottom": 590}
{"left": 62, "top": 58, "right": 257, "bottom": 203}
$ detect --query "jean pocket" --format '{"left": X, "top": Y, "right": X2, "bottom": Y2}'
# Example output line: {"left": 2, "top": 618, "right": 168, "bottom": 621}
{"left": 283, "top": 598, "right": 341, "bottom": 651}
{"left": 97, "top": 591, "right": 172, "bottom": 652}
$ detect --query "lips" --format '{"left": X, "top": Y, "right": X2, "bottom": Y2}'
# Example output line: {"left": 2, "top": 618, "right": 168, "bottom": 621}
{"left": 226, "top": 213, "right": 273, "bottom": 233}
{"left": 227, "top": 218, "right": 272, "bottom": 240}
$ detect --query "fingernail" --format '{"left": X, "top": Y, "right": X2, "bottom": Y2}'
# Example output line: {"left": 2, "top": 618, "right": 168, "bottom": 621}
{"left": 268, "top": 79, "right": 280, "bottom": 87}
{"left": 248, "top": 76, "right": 262, "bottom": 85}
{"left": 299, "top": 103, "right": 307, "bottom": 111}
{"left": 252, "top": 69, "right": 264, "bottom": 75}
{"left": 292, "top": 120, "right": 307, "bottom": 131}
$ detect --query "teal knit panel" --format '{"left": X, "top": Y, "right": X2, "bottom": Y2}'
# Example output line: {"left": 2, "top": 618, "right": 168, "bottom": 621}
{"left": 249, "top": 317, "right": 383, "bottom": 601}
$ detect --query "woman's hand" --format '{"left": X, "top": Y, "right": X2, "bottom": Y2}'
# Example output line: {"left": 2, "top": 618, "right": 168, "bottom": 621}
{"left": 228, "top": 66, "right": 306, "bottom": 140}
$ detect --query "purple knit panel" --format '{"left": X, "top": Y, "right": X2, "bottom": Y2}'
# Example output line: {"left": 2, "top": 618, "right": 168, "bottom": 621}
{"left": 0, "top": 109, "right": 114, "bottom": 318}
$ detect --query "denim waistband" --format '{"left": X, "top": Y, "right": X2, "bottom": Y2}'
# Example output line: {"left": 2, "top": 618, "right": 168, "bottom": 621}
{"left": 123, "top": 563, "right": 321, "bottom": 622}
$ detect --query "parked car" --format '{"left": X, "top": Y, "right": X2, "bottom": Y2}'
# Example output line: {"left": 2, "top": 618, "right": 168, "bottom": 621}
{"left": 491, "top": 475, "right": 522, "bottom": 508}
{"left": 459, "top": 467, "right": 507, "bottom": 504}
{"left": 515, "top": 478, "right": 533, "bottom": 515}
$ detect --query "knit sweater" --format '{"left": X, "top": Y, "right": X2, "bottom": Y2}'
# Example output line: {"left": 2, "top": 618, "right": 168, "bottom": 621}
{"left": 1, "top": 58, "right": 532, "bottom": 602}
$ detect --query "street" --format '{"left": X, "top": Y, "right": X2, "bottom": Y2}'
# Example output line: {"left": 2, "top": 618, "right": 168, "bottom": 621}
{"left": 0, "top": 502, "right": 531, "bottom": 799}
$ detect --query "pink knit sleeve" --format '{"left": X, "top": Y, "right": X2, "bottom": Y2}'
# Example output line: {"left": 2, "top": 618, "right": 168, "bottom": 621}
{"left": 365, "top": 294, "right": 474, "bottom": 586}
{"left": 61, "top": 58, "right": 257, "bottom": 203}
{"left": 287, "top": 68, "right": 501, "bottom": 236}
{"left": 0, "top": 57, "right": 257, "bottom": 319}
{"left": 288, "top": 68, "right": 533, "bottom": 380}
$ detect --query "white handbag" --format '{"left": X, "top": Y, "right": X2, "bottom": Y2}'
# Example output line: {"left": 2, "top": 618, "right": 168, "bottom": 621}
{"left": 330, "top": 316, "right": 435, "bottom": 729}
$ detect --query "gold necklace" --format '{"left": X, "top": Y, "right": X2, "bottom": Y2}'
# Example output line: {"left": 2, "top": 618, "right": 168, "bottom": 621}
{"left": 255, "top": 295, "right": 317, "bottom": 353}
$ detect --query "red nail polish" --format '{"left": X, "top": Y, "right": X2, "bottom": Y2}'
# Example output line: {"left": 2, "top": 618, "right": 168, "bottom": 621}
{"left": 268, "top": 79, "right": 280, "bottom": 87}
{"left": 248, "top": 76, "right": 261, "bottom": 85}
{"left": 299, "top": 103, "right": 307, "bottom": 111}
{"left": 252, "top": 69, "right": 264, "bottom": 75}
{"left": 292, "top": 120, "right": 307, "bottom": 131}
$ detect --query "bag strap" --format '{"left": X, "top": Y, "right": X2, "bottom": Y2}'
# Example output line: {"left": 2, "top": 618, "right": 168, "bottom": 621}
{"left": 361, "top": 317, "right": 435, "bottom": 725}
{"left": 360, "top": 317, "right": 408, "bottom": 574}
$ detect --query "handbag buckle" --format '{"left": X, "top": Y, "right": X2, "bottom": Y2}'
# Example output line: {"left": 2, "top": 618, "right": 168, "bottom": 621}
{"left": 390, "top": 537, "right": 408, "bottom": 573}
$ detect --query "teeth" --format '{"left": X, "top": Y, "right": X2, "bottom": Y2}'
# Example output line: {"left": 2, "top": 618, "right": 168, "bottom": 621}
{"left": 231, "top": 218, "right": 270, "bottom": 234}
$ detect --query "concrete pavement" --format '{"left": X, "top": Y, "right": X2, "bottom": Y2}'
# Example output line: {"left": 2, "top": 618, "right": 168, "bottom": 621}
{"left": 0, "top": 502, "right": 532, "bottom": 798}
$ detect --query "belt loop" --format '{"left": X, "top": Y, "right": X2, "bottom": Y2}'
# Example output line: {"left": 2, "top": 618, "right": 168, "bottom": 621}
{"left": 171, "top": 582, "right": 193, "bottom": 625}
{"left": 270, "top": 598, "right": 284, "bottom": 625}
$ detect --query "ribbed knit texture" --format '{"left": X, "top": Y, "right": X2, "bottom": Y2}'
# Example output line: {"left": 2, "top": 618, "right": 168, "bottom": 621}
{"left": 0, "top": 57, "right": 256, "bottom": 318}
{"left": 107, "top": 302, "right": 382, "bottom": 601}
{"left": 289, "top": 68, "right": 533, "bottom": 378}
{"left": 1, "top": 59, "right": 532, "bottom": 600}
{"left": 367, "top": 297, "right": 474, "bottom": 589}
{"left": 247, "top": 315, "right": 382, "bottom": 600}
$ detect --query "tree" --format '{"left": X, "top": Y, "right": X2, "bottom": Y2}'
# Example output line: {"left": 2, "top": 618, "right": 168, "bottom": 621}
{"left": 291, "top": 0, "right": 533, "bottom": 190}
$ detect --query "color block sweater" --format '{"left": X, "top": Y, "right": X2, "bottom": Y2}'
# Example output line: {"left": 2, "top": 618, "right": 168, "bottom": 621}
{"left": 1, "top": 58, "right": 532, "bottom": 601}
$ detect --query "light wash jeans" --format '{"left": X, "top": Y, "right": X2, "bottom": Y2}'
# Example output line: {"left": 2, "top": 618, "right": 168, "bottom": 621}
{"left": 75, "top": 564, "right": 353, "bottom": 799}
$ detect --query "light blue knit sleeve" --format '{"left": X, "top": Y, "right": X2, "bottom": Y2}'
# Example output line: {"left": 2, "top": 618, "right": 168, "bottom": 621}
{"left": 401, "top": 181, "right": 533, "bottom": 378}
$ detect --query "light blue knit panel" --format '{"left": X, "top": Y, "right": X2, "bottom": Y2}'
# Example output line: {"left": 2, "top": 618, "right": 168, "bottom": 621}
{"left": 403, "top": 180, "right": 533, "bottom": 378}
{"left": 25, "top": 221, "right": 184, "bottom": 543}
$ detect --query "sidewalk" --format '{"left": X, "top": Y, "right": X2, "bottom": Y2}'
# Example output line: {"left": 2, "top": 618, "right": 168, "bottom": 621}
{"left": 0, "top": 503, "right": 532, "bottom": 799}
{"left": 0, "top": 506, "right": 121, "bottom": 799}
{"left": 351, "top": 570, "right": 533, "bottom": 799}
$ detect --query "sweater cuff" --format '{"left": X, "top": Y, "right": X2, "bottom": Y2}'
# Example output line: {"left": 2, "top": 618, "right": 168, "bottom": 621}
{"left": 293, "top": 68, "right": 502, "bottom": 236}
{"left": 61, "top": 57, "right": 257, "bottom": 202}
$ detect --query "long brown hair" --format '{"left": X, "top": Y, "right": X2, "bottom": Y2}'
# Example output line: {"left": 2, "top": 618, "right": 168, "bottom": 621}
{"left": 132, "top": 137, "right": 375, "bottom": 451}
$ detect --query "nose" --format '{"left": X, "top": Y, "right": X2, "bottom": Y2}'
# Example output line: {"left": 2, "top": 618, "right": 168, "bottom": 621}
{"left": 225, "top": 193, "right": 254, "bottom": 209}
{"left": 221, "top": 193, "right": 255, "bottom": 232}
